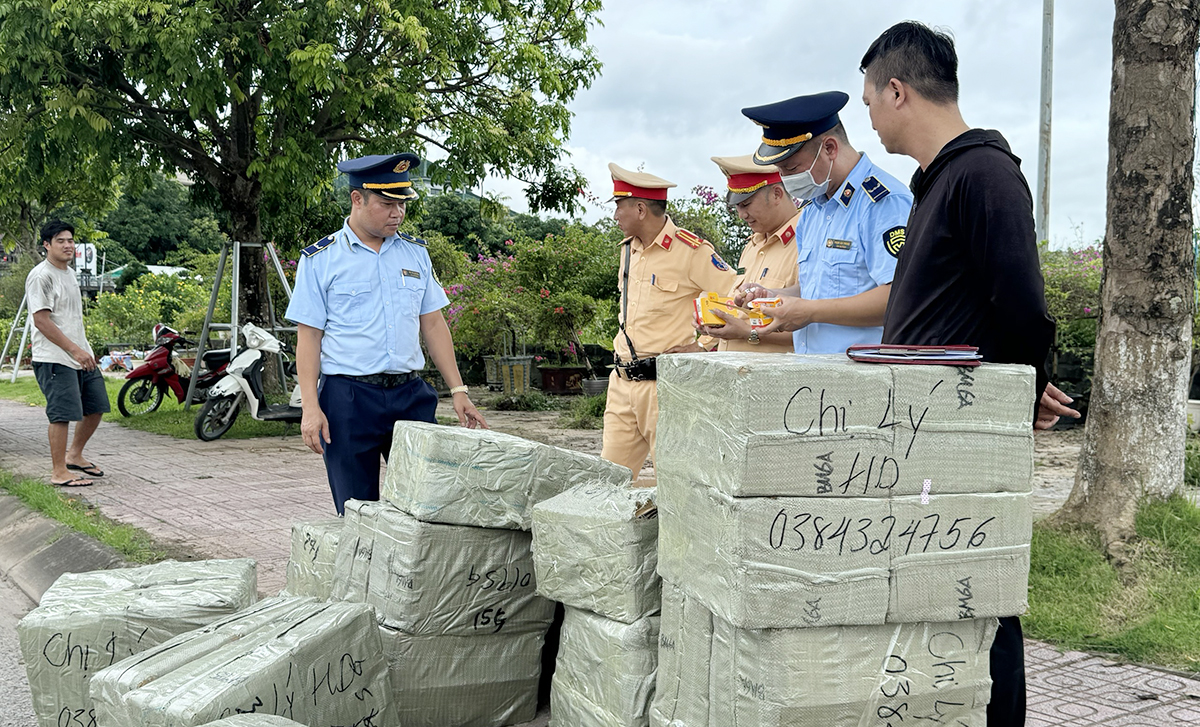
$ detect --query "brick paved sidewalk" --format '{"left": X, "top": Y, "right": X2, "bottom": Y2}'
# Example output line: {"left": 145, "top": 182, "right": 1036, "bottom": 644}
{"left": 1, "top": 396, "right": 1199, "bottom": 724}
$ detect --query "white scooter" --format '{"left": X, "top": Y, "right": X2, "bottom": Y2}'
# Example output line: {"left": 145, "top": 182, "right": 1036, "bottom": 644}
{"left": 193, "top": 323, "right": 302, "bottom": 441}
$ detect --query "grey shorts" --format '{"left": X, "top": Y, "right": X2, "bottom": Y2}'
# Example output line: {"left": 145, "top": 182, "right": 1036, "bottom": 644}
{"left": 33, "top": 362, "right": 111, "bottom": 423}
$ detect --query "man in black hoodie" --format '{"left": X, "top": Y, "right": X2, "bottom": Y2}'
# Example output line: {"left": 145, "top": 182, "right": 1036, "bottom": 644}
{"left": 860, "top": 20, "right": 1079, "bottom": 727}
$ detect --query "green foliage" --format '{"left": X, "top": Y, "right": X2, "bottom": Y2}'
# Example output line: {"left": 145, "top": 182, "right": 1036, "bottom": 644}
{"left": 100, "top": 174, "right": 226, "bottom": 263}
{"left": 86, "top": 273, "right": 209, "bottom": 346}
{"left": 1040, "top": 244, "right": 1102, "bottom": 403}
{"left": 0, "top": 255, "right": 37, "bottom": 318}
{"left": 418, "top": 193, "right": 507, "bottom": 258}
{"left": 444, "top": 224, "right": 617, "bottom": 359}
{"left": 559, "top": 390, "right": 607, "bottom": 429}
{"left": 0, "top": 469, "right": 168, "bottom": 563}
{"left": 1026, "top": 496, "right": 1200, "bottom": 671}
{"left": 420, "top": 230, "right": 467, "bottom": 286}
{"left": 485, "top": 391, "right": 555, "bottom": 411}
{"left": 115, "top": 261, "right": 149, "bottom": 292}
{"left": 1186, "top": 435, "right": 1200, "bottom": 489}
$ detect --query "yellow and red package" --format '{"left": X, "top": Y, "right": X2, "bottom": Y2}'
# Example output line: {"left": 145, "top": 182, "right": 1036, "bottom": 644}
{"left": 693, "top": 292, "right": 741, "bottom": 327}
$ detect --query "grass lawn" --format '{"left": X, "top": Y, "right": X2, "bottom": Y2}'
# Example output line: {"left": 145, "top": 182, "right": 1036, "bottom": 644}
{"left": 0, "top": 469, "right": 169, "bottom": 563}
{"left": 1026, "top": 494, "right": 1200, "bottom": 673}
{"left": 0, "top": 375, "right": 296, "bottom": 440}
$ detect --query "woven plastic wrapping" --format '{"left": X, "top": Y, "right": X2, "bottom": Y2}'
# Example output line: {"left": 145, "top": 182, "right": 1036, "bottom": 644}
{"left": 656, "top": 480, "right": 891, "bottom": 629}
{"left": 532, "top": 481, "right": 660, "bottom": 623}
{"left": 17, "top": 558, "right": 257, "bottom": 727}
{"left": 329, "top": 501, "right": 554, "bottom": 636}
{"left": 196, "top": 712, "right": 307, "bottom": 725}
{"left": 655, "top": 353, "right": 1034, "bottom": 498}
{"left": 379, "top": 625, "right": 544, "bottom": 727}
{"left": 330, "top": 500, "right": 386, "bottom": 602}
{"left": 382, "top": 421, "right": 633, "bottom": 529}
{"left": 649, "top": 582, "right": 713, "bottom": 727}
{"left": 651, "top": 583, "right": 996, "bottom": 727}
{"left": 280, "top": 518, "right": 343, "bottom": 599}
{"left": 550, "top": 607, "right": 659, "bottom": 727}
{"left": 658, "top": 479, "right": 1031, "bottom": 628}
{"left": 91, "top": 598, "right": 396, "bottom": 727}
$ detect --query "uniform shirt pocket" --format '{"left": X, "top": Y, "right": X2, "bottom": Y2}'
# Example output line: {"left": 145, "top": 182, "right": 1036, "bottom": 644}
{"left": 397, "top": 276, "right": 425, "bottom": 317}
{"left": 648, "top": 276, "right": 680, "bottom": 310}
{"left": 820, "top": 244, "right": 866, "bottom": 298}
{"left": 330, "top": 281, "right": 373, "bottom": 324}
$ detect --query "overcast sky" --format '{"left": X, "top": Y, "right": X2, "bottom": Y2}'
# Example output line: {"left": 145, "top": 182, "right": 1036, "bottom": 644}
{"left": 484, "top": 0, "right": 1144, "bottom": 249}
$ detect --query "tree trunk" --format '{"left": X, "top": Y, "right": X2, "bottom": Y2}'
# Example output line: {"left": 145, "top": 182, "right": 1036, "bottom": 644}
{"left": 1057, "top": 0, "right": 1199, "bottom": 551}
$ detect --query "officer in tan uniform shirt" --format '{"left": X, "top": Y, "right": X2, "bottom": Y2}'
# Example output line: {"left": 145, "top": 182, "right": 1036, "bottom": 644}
{"left": 600, "top": 163, "right": 737, "bottom": 476}
{"left": 697, "top": 155, "right": 801, "bottom": 353}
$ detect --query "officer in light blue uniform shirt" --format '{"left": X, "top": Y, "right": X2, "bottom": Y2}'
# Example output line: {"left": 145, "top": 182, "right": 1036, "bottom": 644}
{"left": 286, "top": 152, "right": 487, "bottom": 514}
{"left": 736, "top": 91, "right": 913, "bottom": 353}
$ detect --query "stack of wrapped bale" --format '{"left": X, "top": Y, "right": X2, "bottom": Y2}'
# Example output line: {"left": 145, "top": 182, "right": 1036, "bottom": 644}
{"left": 197, "top": 716, "right": 307, "bottom": 727}
{"left": 90, "top": 596, "right": 397, "bottom": 726}
{"left": 17, "top": 558, "right": 257, "bottom": 727}
{"left": 532, "top": 481, "right": 661, "bottom": 727}
{"left": 327, "top": 421, "right": 631, "bottom": 727}
{"left": 650, "top": 353, "right": 1035, "bottom": 725}
{"left": 279, "top": 517, "right": 343, "bottom": 599}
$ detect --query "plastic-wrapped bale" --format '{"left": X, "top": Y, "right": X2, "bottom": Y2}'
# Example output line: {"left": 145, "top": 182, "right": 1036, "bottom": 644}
{"left": 195, "top": 710, "right": 308, "bottom": 725}
{"left": 91, "top": 599, "right": 396, "bottom": 727}
{"left": 281, "top": 518, "right": 343, "bottom": 599}
{"left": 532, "top": 481, "right": 660, "bottom": 623}
{"left": 382, "top": 420, "right": 633, "bottom": 529}
{"left": 708, "top": 610, "right": 997, "bottom": 726}
{"left": 360, "top": 505, "right": 554, "bottom": 635}
{"left": 656, "top": 479, "right": 891, "bottom": 629}
{"left": 656, "top": 353, "right": 1035, "bottom": 499}
{"left": 90, "top": 597, "right": 326, "bottom": 720}
{"left": 887, "top": 492, "right": 1032, "bottom": 622}
{"left": 655, "top": 353, "right": 895, "bottom": 498}
{"left": 17, "top": 558, "right": 257, "bottom": 727}
{"left": 550, "top": 607, "right": 659, "bottom": 727}
{"left": 889, "top": 363, "right": 1035, "bottom": 496}
{"left": 649, "top": 582, "right": 712, "bottom": 727}
{"left": 330, "top": 500, "right": 386, "bottom": 603}
{"left": 379, "top": 625, "right": 545, "bottom": 727}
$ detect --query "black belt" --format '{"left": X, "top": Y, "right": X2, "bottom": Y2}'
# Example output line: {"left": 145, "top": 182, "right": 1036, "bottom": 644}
{"left": 339, "top": 372, "right": 420, "bottom": 388}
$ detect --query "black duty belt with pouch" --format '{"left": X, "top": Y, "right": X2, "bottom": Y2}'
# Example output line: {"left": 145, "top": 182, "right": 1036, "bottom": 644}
{"left": 614, "top": 240, "right": 657, "bottom": 381}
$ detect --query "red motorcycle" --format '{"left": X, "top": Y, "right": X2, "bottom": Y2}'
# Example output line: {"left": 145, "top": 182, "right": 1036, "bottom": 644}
{"left": 117, "top": 324, "right": 231, "bottom": 417}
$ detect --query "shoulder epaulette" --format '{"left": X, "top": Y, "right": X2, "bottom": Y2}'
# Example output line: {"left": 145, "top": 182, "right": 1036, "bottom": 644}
{"left": 674, "top": 228, "right": 705, "bottom": 249}
{"left": 398, "top": 231, "right": 427, "bottom": 247}
{"left": 861, "top": 175, "right": 891, "bottom": 203}
{"left": 301, "top": 235, "right": 336, "bottom": 258}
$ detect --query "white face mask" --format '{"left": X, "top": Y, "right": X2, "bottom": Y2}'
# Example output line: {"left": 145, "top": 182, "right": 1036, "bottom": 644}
{"left": 781, "top": 146, "right": 833, "bottom": 200}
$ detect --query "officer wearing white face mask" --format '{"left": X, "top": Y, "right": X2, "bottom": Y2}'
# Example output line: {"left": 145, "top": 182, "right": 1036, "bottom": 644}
{"left": 737, "top": 91, "right": 913, "bottom": 354}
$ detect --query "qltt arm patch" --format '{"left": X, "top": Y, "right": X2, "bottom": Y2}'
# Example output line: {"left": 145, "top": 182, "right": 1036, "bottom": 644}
{"left": 883, "top": 226, "right": 906, "bottom": 258}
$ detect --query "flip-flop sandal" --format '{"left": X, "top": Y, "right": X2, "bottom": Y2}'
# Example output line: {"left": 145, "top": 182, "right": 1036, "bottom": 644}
{"left": 50, "top": 478, "right": 93, "bottom": 487}
{"left": 67, "top": 463, "right": 104, "bottom": 477}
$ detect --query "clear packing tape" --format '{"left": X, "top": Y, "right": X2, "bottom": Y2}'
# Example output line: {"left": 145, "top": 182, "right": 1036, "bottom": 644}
{"left": 532, "top": 481, "right": 661, "bottom": 624}
{"left": 655, "top": 353, "right": 1035, "bottom": 499}
{"left": 550, "top": 607, "right": 660, "bottom": 727}
{"left": 383, "top": 421, "right": 633, "bottom": 530}
{"left": 197, "top": 714, "right": 307, "bottom": 726}
{"left": 17, "top": 558, "right": 258, "bottom": 727}
{"left": 280, "top": 518, "right": 343, "bottom": 600}
{"left": 90, "top": 596, "right": 397, "bottom": 727}
{"left": 651, "top": 582, "right": 997, "bottom": 727}
{"left": 330, "top": 499, "right": 555, "bottom": 636}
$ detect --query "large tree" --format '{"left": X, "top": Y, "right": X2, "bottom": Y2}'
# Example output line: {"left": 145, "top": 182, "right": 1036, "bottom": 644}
{"left": 1057, "top": 0, "right": 1200, "bottom": 555}
{"left": 0, "top": 0, "right": 600, "bottom": 321}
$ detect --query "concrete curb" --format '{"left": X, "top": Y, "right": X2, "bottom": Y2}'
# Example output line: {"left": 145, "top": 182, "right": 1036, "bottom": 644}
{"left": 0, "top": 494, "right": 125, "bottom": 604}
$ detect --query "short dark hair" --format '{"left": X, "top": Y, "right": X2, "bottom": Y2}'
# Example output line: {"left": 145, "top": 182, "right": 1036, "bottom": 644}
{"left": 629, "top": 197, "right": 666, "bottom": 217}
{"left": 40, "top": 220, "right": 75, "bottom": 244}
{"left": 860, "top": 21, "right": 959, "bottom": 105}
{"left": 817, "top": 122, "right": 849, "bottom": 145}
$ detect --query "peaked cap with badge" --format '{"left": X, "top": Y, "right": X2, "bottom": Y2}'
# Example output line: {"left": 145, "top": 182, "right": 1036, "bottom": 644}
{"left": 607, "top": 163, "right": 677, "bottom": 202}
{"left": 711, "top": 154, "right": 783, "bottom": 206}
{"left": 339, "top": 152, "right": 421, "bottom": 201}
{"left": 741, "top": 91, "right": 849, "bottom": 165}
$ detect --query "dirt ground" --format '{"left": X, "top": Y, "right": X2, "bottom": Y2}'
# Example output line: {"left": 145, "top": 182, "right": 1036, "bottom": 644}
{"left": 440, "top": 397, "right": 1086, "bottom": 519}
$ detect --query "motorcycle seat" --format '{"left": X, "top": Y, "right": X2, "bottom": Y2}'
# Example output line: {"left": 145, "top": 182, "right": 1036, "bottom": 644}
{"left": 202, "top": 349, "right": 232, "bottom": 369}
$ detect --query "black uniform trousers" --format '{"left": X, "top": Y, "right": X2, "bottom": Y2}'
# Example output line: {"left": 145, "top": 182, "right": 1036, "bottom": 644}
{"left": 318, "top": 374, "right": 438, "bottom": 514}
{"left": 988, "top": 616, "right": 1026, "bottom": 726}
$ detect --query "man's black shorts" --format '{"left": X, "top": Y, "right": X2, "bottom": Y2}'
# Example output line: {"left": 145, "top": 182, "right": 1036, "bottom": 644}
{"left": 32, "top": 362, "right": 111, "bottom": 423}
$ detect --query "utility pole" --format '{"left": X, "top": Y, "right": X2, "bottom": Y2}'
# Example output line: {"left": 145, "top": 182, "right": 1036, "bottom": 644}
{"left": 1036, "top": 0, "right": 1055, "bottom": 247}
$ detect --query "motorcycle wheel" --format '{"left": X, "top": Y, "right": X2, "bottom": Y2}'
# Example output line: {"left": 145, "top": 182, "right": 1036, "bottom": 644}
{"left": 194, "top": 394, "right": 241, "bottom": 441}
{"left": 117, "top": 378, "right": 164, "bottom": 417}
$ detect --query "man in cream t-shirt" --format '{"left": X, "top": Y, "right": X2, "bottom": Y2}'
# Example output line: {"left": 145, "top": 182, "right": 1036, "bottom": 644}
{"left": 25, "top": 220, "right": 110, "bottom": 487}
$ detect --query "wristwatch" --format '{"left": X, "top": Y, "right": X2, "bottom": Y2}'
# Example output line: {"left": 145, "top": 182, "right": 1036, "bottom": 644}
{"left": 748, "top": 330, "right": 760, "bottom": 345}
